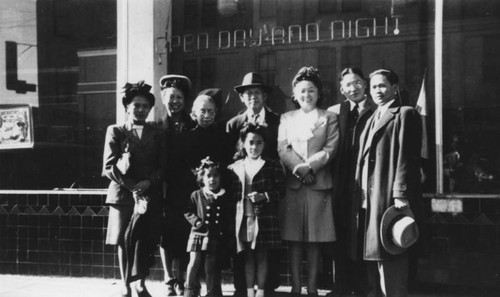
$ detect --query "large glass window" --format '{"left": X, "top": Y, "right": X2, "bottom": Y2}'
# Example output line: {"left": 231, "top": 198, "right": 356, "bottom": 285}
{"left": 0, "top": 0, "right": 116, "bottom": 190}
{"left": 1, "top": 0, "right": 500, "bottom": 195}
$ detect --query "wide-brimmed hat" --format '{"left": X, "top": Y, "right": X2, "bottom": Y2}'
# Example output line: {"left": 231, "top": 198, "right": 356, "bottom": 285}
{"left": 380, "top": 205, "right": 419, "bottom": 255}
{"left": 159, "top": 74, "right": 191, "bottom": 92}
{"left": 234, "top": 72, "right": 272, "bottom": 93}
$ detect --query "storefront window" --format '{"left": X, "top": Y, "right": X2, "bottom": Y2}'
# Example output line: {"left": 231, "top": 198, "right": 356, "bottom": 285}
{"left": 0, "top": 0, "right": 116, "bottom": 190}
{"left": 1, "top": 0, "right": 500, "bottom": 195}
{"left": 440, "top": 2, "right": 500, "bottom": 194}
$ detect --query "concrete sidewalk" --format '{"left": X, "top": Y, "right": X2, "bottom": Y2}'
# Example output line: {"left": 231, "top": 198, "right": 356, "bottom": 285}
{"left": 0, "top": 274, "right": 495, "bottom": 297}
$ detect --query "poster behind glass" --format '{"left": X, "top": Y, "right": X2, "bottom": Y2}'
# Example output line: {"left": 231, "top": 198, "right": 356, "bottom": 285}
{"left": 0, "top": 104, "right": 34, "bottom": 149}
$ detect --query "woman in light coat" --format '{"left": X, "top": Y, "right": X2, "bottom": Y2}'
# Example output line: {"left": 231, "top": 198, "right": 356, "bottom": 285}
{"left": 277, "top": 66, "right": 339, "bottom": 297}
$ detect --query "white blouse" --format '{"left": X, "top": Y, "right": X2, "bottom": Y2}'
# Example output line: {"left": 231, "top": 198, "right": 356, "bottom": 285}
{"left": 286, "top": 108, "right": 318, "bottom": 160}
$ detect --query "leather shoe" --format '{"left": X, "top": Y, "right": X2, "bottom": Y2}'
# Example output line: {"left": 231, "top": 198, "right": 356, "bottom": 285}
{"left": 137, "top": 288, "right": 152, "bottom": 297}
{"left": 121, "top": 286, "right": 131, "bottom": 297}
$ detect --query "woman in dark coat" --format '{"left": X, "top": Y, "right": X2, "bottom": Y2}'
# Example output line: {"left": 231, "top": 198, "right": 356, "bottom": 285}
{"left": 158, "top": 74, "right": 194, "bottom": 296}
{"left": 103, "top": 81, "right": 167, "bottom": 297}
{"left": 183, "top": 92, "right": 232, "bottom": 182}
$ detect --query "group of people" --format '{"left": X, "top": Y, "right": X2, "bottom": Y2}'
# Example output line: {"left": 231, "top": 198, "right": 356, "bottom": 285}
{"left": 102, "top": 66, "right": 422, "bottom": 297}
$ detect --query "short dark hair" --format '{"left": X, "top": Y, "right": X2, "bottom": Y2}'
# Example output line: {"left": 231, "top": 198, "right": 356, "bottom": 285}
{"left": 233, "top": 123, "right": 267, "bottom": 160}
{"left": 194, "top": 157, "right": 220, "bottom": 187}
{"left": 369, "top": 69, "right": 399, "bottom": 85}
{"left": 339, "top": 67, "right": 365, "bottom": 82}
{"left": 291, "top": 66, "right": 324, "bottom": 108}
{"left": 122, "top": 81, "right": 155, "bottom": 108}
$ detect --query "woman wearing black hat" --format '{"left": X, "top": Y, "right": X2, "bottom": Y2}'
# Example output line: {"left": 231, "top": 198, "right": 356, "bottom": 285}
{"left": 102, "top": 81, "right": 167, "bottom": 297}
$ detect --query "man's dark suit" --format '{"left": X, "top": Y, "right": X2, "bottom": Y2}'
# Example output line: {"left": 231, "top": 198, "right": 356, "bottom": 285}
{"left": 226, "top": 108, "right": 280, "bottom": 160}
{"left": 328, "top": 98, "right": 376, "bottom": 293}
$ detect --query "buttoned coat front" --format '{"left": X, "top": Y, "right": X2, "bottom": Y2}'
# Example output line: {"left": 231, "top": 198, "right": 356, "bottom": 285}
{"left": 354, "top": 102, "right": 422, "bottom": 260}
{"left": 184, "top": 189, "right": 233, "bottom": 240}
{"left": 277, "top": 109, "right": 339, "bottom": 241}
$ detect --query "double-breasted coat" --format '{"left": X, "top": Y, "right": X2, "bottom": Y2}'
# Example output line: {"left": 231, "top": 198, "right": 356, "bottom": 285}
{"left": 354, "top": 101, "right": 422, "bottom": 260}
{"left": 228, "top": 158, "right": 285, "bottom": 252}
{"left": 328, "top": 99, "right": 376, "bottom": 259}
{"left": 277, "top": 109, "right": 339, "bottom": 242}
{"left": 184, "top": 189, "right": 233, "bottom": 246}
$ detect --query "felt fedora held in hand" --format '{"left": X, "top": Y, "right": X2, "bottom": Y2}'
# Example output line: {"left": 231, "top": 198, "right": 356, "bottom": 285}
{"left": 380, "top": 205, "right": 419, "bottom": 255}
{"left": 234, "top": 72, "right": 272, "bottom": 93}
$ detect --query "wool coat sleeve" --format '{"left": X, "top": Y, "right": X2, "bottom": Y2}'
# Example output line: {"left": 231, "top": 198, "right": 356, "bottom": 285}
{"left": 102, "top": 125, "right": 136, "bottom": 191}
{"left": 262, "top": 160, "right": 286, "bottom": 202}
{"left": 184, "top": 191, "right": 202, "bottom": 227}
{"left": 393, "top": 108, "right": 422, "bottom": 199}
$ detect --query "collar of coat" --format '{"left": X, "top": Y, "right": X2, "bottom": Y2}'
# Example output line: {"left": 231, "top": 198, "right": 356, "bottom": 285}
{"left": 361, "top": 100, "right": 402, "bottom": 155}
{"left": 229, "top": 158, "right": 267, "bottom": 185}
{"left": 123, "top": 121, "right": 156, "bottom": 146}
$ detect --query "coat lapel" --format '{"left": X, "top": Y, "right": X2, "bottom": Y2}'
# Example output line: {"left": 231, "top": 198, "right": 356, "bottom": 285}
{"left": 139, "top": 124, "right": 155, "bottom": 146}
{"left": 338, "top": 100, "right": 350, "bottom": 136}
{"left": 360, "top": 114, "right": 375, "bottom": 157}
{"left": 360, "top": 98, "right": 377, "bottom": 119}
{"left": 362, "top": 101, "right": 400, "bottom": 156}
{"left": 231, "top": 160, "right": 246, "bottom": 193}
{"left": 311, "top": 109, "right": 328, "bottom": 134}
{"left": 123, "top": 122, "right": 141, "bottom": 146}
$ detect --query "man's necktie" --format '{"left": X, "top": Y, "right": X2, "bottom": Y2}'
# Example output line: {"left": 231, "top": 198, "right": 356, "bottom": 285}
{"left": 351, "top": 103, "right": 359, "bottom": 122}
{"left": 251, "top": 113, "right": 260, "bottom": 125}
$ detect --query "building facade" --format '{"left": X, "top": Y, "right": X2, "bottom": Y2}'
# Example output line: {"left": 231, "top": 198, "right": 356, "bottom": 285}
{"left": 1, "top": 0, "right": 500, "bottom": 291}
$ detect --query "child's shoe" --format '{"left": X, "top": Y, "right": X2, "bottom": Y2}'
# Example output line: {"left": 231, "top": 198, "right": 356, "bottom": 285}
{"left": 174, "top": 280, "right": 185, "bottom": 296}
{"left": 164, "top": 279, "right": 176, "bottom": 296}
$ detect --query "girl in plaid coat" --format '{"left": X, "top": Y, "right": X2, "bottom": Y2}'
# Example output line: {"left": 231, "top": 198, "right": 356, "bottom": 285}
{"left": 228, "top": 123, "right": 286, "bottom": 297}
{"left": 184, "top": 157, "right": 233, "bottom": 297}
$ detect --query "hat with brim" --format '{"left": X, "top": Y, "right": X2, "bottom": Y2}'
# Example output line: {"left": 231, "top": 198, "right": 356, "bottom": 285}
{"left": 159, "top": 74, "right": 191, "bottom": 91}
{"left": 380, "top": 205, "right": 419, "bottom": 255}
{"left": 234, "top": 72, "right": 273, "bottom": 93}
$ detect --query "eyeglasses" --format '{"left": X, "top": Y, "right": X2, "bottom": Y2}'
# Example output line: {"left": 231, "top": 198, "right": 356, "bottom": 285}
{"left": 342, "top": 80, "right": 365, "bottom": 88}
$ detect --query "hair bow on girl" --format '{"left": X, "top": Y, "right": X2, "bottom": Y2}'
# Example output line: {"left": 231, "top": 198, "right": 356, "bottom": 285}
{"left": 194, "top": 156, "right": 219, "bottom": 173}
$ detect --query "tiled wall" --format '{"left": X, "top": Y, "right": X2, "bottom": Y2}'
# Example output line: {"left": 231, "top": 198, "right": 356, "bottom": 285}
{"left": 0, "top": 192, "right": 117, "bottom": 278}
{"left": 0, "top": 191, "right": 294, "bottom": 285}
{"left": 2, "top": 191, "right": 500, "bottom": 290}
